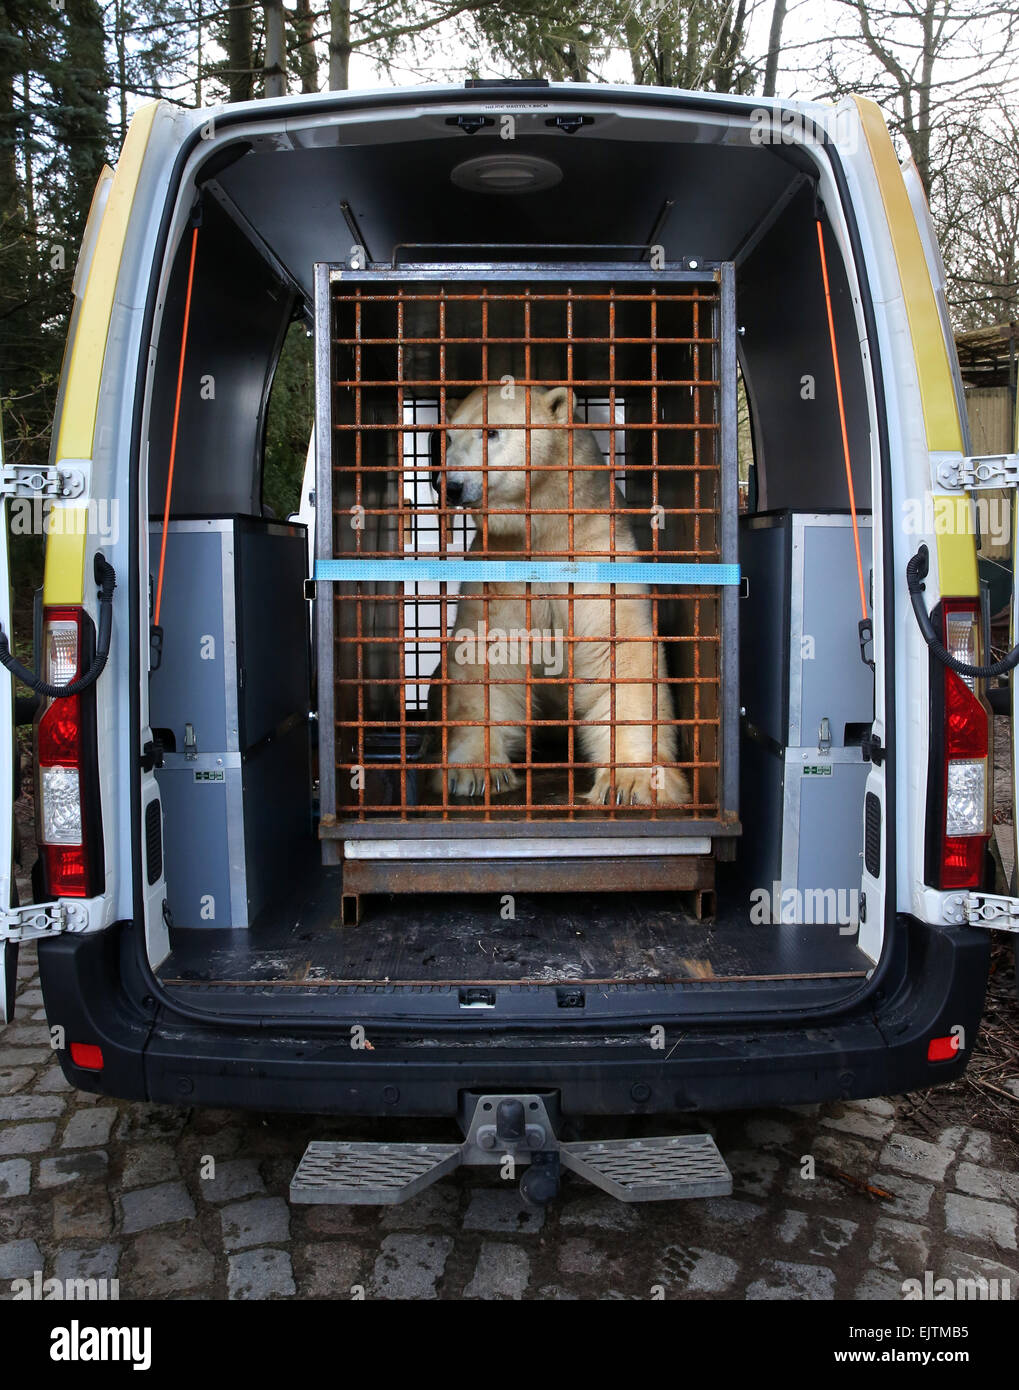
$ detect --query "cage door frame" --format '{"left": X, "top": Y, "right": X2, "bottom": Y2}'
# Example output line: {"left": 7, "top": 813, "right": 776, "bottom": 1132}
{"left": 313, "top": 260, "right": 741, "bottom": 847}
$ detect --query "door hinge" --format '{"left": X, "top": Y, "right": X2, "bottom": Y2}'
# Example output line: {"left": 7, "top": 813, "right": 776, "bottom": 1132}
{"left": 141, "top": 738, "right": 164, "bottom": 772}
{"left": 0, "top": 463, "right": 87, "bottom": 500}
{"left": 943, "top": 892, "right": 1019, "bottom": 933}
{"left": 0, "top": 900, "right": 87, "bottom": 944}
{"left": 931, "top": 451, "right": 1019, "bottom": 491}
{"left": 861, "top": 729, "right": 884, "bottom": 765}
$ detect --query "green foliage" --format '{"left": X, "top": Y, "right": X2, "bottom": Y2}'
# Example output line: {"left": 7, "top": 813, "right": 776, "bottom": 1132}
{"left": 1, "top": 0, "right": 113, "bottom": 603}
{"left": 263, "top": 319, "right": 314, "bottom": 520}
{"left": 471, "top": 0, "right": 754, "bottom": 93}
{"left": 467, "top": 0, "right": 604, "bottom": 81}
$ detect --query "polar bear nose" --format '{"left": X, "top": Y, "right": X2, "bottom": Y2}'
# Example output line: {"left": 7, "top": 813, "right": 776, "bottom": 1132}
{"left": 444, "top": 479, "right": 464, "bottom": 504}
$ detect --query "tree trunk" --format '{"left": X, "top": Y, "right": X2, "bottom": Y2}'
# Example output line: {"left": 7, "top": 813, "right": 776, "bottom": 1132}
{"left": 227, "top": 0, "right": 254, "bottom": 104}
{"left": 22, "top": 68, "right": 34, "bottom": 239}
{"left": 624, "top": 15, "right": 646, "bottom": 84}
{"left": 115, "top": 0, "right": 128, "bottom": 145}
{"left": 264, "top": 0, "right": 286, "bottom": 98}
{"left": 914, "top": 0, "right": 935, "bottom": 194}
{"left": 329, "top": 0, "right": 351, "bottom": 91}
{"left": 195, "top": 0, "right": 203, "bottom": 107}
{"left": 52, "top": 0, "right": 112, "bottom": 246}
{"left": 560, "top": 42, "right": 588, "bottom": 82}
{"left": 294, "top": 0, "right": 319, "bottom": 93}
{"left": 762, "top": 0, "right": 787, "bottom": 97}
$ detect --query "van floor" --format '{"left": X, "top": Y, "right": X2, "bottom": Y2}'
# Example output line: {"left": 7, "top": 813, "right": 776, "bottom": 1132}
{"left": 158, "top": 861, "right": 872, "bottom": 993}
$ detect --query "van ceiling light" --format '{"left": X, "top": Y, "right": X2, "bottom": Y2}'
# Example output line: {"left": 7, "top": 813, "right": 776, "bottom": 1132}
{"left": 450, "top": 153, "right": 562, "bottom": 194}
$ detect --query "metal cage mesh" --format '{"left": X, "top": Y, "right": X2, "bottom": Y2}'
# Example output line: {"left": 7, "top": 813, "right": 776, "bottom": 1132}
{"left": 324, "top": 276, "right": 732, "bottom": 824}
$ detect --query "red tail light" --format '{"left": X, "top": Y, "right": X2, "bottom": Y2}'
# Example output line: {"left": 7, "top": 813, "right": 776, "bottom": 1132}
{"left": 36, "top": 607, "right": 96, "bottom": 897}
{"left": 69, "top": 1042, "right": 104, "bottom": 1070}
{"left": 927, "top": 1035, "right": 960, "bottom": 1062}
{"left": 936, "top": 600, "right": 990, "bottom": 890}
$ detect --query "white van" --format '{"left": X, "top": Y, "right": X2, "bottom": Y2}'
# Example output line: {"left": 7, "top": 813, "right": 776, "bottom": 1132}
{"left": 1, "top": 80, "right": 1014, "bottom": 1206}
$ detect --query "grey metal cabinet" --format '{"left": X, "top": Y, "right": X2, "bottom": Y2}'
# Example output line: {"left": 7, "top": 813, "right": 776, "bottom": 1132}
{"left": 739, "top": 512, "right": 874, "bottom": 919}
{"left": 149, "top": 517, "right": 311, "bottom": 928}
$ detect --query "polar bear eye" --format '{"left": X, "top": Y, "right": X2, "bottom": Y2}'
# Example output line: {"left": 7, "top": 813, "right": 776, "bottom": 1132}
{"left": 485, "top": 429, "right": 499, "bottom": 440}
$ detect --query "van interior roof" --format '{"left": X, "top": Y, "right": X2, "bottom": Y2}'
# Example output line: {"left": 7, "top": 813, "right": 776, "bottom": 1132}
{"left": 205, "top": 125, "right": 818, "bottom": 299}
{"left": 150, "top": 109, "right": 869, "bottom": 518}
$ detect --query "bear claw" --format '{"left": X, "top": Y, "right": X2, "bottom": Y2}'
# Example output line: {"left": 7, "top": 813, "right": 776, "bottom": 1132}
{"left": 438, "top": 764, "right": 519, "bottom": 798}
{"left": 587, "top": 768, "right": 690, "bottom": 808}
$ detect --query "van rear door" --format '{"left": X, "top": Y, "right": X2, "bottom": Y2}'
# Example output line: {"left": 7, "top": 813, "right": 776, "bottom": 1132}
{"left": 0, "top": 151, "right": 125, "bottom": 1019}
{"left": 0, "top": 414, "right": 19, "bottom": 1022}
{"left": 1012, "top": 439, "right": 1019, "bottom": 896}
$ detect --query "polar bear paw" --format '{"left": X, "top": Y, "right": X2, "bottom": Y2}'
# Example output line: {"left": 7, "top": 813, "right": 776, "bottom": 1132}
{"left": 585, "top": 766, "right": 691, "bottom": 807}
{"left": 430, "top": 751, "right": 521, "bottom": 798}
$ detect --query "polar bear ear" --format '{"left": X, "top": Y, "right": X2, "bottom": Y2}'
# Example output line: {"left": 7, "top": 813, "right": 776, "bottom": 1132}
{"left": 544, "top": 386, "right": 576, "bottom": 421}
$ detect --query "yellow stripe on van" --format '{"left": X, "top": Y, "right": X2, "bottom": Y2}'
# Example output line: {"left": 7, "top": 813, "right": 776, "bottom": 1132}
{"left": 43, "top": 508, "right": 90, "bottom": 606}
{"left": 930, "top": 495, "right": 979, "bottom": 594}
{"left": 930, "top": 525, "right": 979, "bottom": 599}
{"left": 852, "top": 98, "right": 976, "bottom": 598}
{"left": 853, "top": 98, "right": 964, "bottom": 452}
{"left": 45, "top": 102, "right": 160, "bottom": 605}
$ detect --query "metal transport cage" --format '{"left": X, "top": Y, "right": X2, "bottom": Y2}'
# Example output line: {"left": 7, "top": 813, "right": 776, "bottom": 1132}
{"left": 313, "top": 259, "right": 741, "bottom": 912}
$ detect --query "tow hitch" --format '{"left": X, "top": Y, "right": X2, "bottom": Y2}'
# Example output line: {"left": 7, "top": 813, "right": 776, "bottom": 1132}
{"left": 290, "top": 1093, "right": 732, "bottom": 1207}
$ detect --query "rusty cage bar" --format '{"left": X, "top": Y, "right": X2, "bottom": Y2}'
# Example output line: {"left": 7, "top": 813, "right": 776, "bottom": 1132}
{"left": 313, "top": 260, "right": 740, "bottom": 910}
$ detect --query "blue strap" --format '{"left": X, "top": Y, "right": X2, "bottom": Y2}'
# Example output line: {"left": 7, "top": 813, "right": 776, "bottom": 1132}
{"left": 315, "top": 559, "right": 740, "bottom": 586}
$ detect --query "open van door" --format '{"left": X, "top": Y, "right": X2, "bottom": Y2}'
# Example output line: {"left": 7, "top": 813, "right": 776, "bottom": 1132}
{"left": 1012, "top": 434, "right": 1019, "bottom": 1000}
{"left": 898, "top": 154, "right": 1019, "bottom": 953}
{"left": 0, "top": 414, "right": 18, "bottom": 1022}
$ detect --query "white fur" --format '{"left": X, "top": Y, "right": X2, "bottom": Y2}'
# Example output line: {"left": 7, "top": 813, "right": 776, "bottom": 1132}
{"left": 429, "top": 385, "right": 690, "bottom": 806}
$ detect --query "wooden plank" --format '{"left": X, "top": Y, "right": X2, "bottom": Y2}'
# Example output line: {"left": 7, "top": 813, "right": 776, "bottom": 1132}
{"left": 341, "top": 854, "right": 714, "bottom": 897}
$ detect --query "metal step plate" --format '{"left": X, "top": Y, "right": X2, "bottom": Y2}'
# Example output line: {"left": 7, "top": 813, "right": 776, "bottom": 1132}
{"left": 290, "top": 1140, "right": 462, "bottom": 1205}
{"left": 560, "top": 1133, "right": 732, "bottom": 1202}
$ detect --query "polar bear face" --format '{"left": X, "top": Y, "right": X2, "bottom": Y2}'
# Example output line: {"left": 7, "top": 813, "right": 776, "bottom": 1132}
{"left": 438, "top": 385, "right": 575, "bottom": 531}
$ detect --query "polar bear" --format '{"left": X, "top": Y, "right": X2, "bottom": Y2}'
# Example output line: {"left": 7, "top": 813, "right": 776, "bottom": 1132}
{"left": 425, "top": 384, "right": 690, "bottom": 808}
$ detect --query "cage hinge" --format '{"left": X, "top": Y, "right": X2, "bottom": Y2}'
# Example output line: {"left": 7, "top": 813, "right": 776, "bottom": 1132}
{"left": 0, "top": 463, "right": 86, "bottom": 500}
{"left": 0, "top": 900, "right": 86, "bottom": 944}
{"left": 943, "top": 891, "right": 1019, "bottom": 934}
{"left": 931, "top": 451, "right": 1019, "bottom": 491}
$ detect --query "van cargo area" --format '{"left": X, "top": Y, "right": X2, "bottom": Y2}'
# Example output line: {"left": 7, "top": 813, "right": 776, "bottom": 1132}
{"left": 142, "top": 91, "right": 880, "bottom": 1019}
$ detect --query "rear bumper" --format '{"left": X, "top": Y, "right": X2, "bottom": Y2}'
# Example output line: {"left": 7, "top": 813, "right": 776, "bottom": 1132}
{"left": 37, "top": 913, "right": 990, "bottom": 1118}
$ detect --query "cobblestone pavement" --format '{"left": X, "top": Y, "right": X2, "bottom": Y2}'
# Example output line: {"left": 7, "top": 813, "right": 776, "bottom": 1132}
{"left": 1, "top": 944, "right": 1017, "bottom": 1301}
